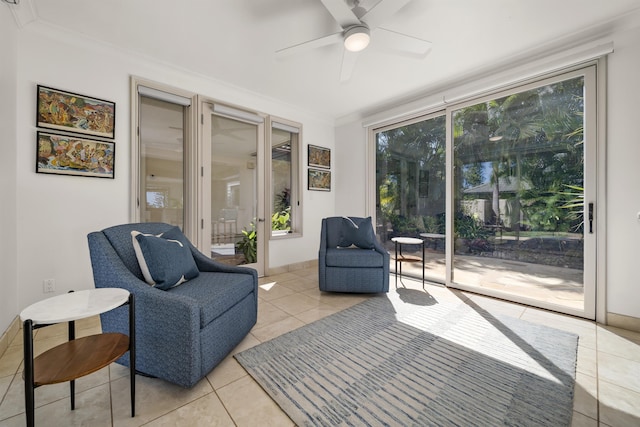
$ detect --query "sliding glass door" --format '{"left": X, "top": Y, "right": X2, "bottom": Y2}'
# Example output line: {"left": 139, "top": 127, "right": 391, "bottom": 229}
{"left": 375, "top": 113, "right": 447, "bottom": 284}
{"left": 451, "top": 69, "right": 596, "bottom": 318}
{"left": 373, "top": 66, "right": 597, "bottom": 318}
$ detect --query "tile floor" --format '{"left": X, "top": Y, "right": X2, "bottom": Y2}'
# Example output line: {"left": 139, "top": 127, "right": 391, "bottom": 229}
{"left": 0, "top": 267, "right": 639, "bottom": 426}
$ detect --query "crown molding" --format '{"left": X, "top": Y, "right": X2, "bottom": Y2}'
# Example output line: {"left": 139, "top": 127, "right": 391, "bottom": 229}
{"left": 6, "top": 0, "right": 36, "bottom": 28}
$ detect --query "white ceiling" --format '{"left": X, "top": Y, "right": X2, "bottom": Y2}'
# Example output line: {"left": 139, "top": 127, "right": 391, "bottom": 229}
{"left": 13, "top": 0, "right": 640, "bottom": 121}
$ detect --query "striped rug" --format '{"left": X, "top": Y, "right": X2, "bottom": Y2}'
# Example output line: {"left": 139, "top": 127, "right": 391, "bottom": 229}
{"left": 236, "top": 290, "right": 578, "bottom": 426}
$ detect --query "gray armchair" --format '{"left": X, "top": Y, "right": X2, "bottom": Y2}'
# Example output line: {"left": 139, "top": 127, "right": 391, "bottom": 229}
{"left": 87, "top": 222, "right": 257, "bottom": 388}
{"left": 319, "top": 216, "right": 389, "bottom": 293}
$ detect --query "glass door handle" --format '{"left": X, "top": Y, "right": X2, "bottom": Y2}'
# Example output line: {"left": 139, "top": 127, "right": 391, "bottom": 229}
{"left": 588, "top": 203, "right": 594, "bottom": 233}
{"left": 257, "top": 218, "right": 265, "bottom": 222}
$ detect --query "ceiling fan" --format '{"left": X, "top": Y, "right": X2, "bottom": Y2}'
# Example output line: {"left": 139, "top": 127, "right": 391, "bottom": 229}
{"left": 276, "top": 0, "right": 432, "bottom": 82}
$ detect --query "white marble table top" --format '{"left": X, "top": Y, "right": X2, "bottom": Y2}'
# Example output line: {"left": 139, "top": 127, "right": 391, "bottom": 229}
{"left": 420, "top": 233, "right": 445, "bottom": 239}
{"left": 20, "top": 288, "right": 129, "bottom": 325}
{"left": 391, "top": 237, "right": 424, "bottom": 245}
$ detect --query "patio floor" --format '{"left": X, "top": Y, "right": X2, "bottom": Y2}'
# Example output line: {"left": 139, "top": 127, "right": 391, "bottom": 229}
{"left": 392, "top": 248, "right": 584, "bottom": 311}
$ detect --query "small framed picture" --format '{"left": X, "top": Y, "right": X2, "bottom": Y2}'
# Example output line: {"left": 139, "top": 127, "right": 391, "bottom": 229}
{"left": 36, "top": 85, "right": 116, "bottom": 139}
{"left": 308, "top": 144, "right": 331, "bottom": 169}
{"left": 308, "top": 168, "right": 331, "bottom": 191}
{"left": 36, "top": 131, "right": 115, "bottom": 179}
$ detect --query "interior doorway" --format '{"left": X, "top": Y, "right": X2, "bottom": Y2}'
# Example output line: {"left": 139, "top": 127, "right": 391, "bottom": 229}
{"left": 202, "top": 103, "right": 266, "bottom": 276}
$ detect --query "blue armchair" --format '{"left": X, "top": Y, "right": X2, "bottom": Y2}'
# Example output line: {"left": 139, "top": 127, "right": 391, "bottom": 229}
{"left": 87, "top": 222, "right": 257, "bottom": 388}
{"left": 319, "top": 216, "right": 389, "bottom": 293}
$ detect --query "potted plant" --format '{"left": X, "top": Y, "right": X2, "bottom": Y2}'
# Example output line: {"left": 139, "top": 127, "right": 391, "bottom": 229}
{"left": 271, "top": 206, "right": 291, "bottom": 236}
{"left": 236, "top": 222, "right": 257, "bottom": 264}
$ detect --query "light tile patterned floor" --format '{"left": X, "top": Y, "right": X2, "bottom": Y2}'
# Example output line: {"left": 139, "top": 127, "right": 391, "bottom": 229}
{"left": 0, "top": 268, "right": 639, "bottom": 426}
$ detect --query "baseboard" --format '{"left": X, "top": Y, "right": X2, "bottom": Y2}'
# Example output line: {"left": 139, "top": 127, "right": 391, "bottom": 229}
{"left": 607, "top": 312, "right": 640, "bottom": 333}
{"left": 267, "top": 259, "right": 317, "bottom": 276}
{"left": 0, "top": 316, "right": 20, "bottom": 359}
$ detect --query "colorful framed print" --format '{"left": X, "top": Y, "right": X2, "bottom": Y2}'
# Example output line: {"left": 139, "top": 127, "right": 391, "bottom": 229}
{"left": 308, "top": 144, "right": 331, "bottom": 169}
{"left": 308, "top": 168, "right": 331, "bottom": 191}
{"left": 36, "top": 131, "right": 115, "bottom": 179}
{"left": 36, "top": 85, "right": 116, "bottom": 139}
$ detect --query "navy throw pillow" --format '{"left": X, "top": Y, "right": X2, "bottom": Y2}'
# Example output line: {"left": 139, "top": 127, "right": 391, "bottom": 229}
{"left": 131, "top": 229, "right": 199, "bottom": 290}
{"left": 337, "top": 216, "right": 376, "bottom": 249}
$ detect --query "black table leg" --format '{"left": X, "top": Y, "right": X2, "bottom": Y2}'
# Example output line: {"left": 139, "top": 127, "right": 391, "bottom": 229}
{"left": 23, "top": 319, "right": 34, "bottom": 427}
{"left": 129, "top": 293, "right": 136, "bottom": 417}
{"left": 394, "top": 240, "right": 398, "bottom": 288}
{"left": 422, "top": 240, "right": 425, "bottom": 289}
{"left": 68, "top": 320, "right": 75, "bottom": 410}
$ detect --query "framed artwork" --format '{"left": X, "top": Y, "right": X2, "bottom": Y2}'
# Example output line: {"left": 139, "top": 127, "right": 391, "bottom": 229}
{"left": 308, "top": 144, "right": 331, "bottom": 169}
{"left": 36, "top": 85, "right": 116, "bottom": 139}
{"left": 36, "top": 131, "right": 115, "bottom": 179}
{"left": 308, "top": 168, "right": 331, "bottom": 191}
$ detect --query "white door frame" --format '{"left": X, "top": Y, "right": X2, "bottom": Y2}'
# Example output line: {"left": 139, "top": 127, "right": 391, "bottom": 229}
{"left": 367, "top": 65, "right": 603, "bottom": 320}
{"left": 199, "top": 98, "right": 266, "bottom": 276}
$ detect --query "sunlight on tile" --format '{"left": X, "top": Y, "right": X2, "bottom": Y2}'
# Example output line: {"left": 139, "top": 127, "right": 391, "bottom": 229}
{"left": 598, "top": 380, "right": 640, "bottom": 426}
{"left": 573, "top": 372, "right": 598, "bottom": 419}
{"left": 259, "top": 281, "right": 276, "bottom": 291}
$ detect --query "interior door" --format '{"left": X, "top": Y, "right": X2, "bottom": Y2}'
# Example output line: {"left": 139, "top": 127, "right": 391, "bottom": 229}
{"left": 201, "top": 103, "right": 265, "bottom": 276}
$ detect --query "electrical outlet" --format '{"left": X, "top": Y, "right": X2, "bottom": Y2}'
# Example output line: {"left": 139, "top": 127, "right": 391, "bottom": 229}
{"left": 43, "top": 279, "right": 55, "bottom": 293}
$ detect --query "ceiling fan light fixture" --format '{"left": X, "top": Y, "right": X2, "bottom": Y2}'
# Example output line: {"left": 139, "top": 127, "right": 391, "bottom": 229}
{"left": 344, "top": 25, "right": 370, "bottom": 52}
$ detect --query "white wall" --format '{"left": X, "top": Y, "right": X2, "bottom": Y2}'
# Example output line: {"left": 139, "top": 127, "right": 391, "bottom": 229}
{"left": 10, "top": 21, "right": 335, "bottom": 320}
{"left": 334, "top": 123, "right": 368, "bottom": 217}
{"left": 0, "top": 8, "right": 19, "bottom": 334}
{"left": 604, "top": 24, "right": 640, "bottom": 320}
{"left": 334, "top": 20, "right": 640, "bottom": 322}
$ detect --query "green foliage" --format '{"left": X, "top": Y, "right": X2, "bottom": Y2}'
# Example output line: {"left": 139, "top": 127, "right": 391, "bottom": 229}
{"left": 271, "top": 206, "right": 291, "bottom": 231}
{"left": 520, "top": 188, "right": 568, "bottom": 232}
{"left": 454, "top": 76, "right": 585, "bottom": 234}
{"left": 274, "top": 188, "right": 290, "bottom": 214}
{"left": 388, "top": 214, "right": 414, "bottom": 233}
{"left": 236, "top": 222, "right": 257, "bottom": 264}
{"left": 376, "top": 115, "right": 446, "bottom": 224}
{"left": 271, "top": 188, "right": 292, "bottom": 232}
{"left": 558, "top": 184, "right": 584, "bottom": 232}
{"left": 422, "top": 215, "right": 443, "bottom": 234}
{"left": 462, "top": 163, "right": 484, "bottom": 188}
{"left": 378, "top": 177, "right": 398, "bottom": 220}
{"left": 454, "top": 212, "right": 490, "bottom": 240}
{"left": 377, "top": 76, "right": 586, "bottom": 239}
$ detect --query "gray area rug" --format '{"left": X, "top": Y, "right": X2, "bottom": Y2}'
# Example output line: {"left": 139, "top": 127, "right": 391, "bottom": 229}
{"left": 236, "top": 289, "right": 578, "bottom": 426}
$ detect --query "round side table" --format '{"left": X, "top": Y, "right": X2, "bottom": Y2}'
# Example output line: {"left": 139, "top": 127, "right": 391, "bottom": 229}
{"left": 391, "top": 237, "right": 425, "bottom": 289}
{"left": 20, "top": 288, "right": 135, "bottom": 427}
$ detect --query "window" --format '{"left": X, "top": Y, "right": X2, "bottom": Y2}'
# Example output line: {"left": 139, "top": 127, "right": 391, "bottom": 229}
{"left": 138, "top": 94, "right": 189, "bottom": 228}
{"left": 270, "top": 119, "right": 302, "bottom": 237}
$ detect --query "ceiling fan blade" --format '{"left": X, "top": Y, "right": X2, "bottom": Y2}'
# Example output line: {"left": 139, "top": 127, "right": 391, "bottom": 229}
{"left": 320, "top": 0, "right": 361, "bottom": 28}
{"left": 361, "top": 0, "right": 412, "bottom": 29}
{"left": 276, "top": 32, "right": 343, "bottom": 58}
{"left": 374, "top": 27, "right": 432, "bottom": 57}
{"left": 340, "top": 49, "right": 360, "bottom": 82}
